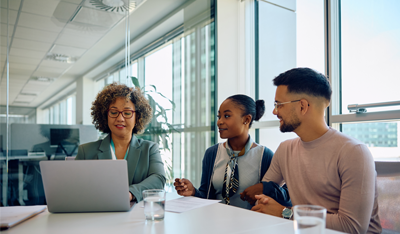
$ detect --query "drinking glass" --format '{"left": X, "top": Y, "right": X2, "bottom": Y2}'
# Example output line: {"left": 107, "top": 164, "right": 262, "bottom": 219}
{"left": 293, "top": 205, "right": 327, "bottom": 234}
{"left": 143, "top": 189, "right": 166, "bottom": 221}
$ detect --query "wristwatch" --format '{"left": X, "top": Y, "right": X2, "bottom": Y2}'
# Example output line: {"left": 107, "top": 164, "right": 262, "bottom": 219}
{"left": 282, "top": 207, "right": 293, "bottom": 219}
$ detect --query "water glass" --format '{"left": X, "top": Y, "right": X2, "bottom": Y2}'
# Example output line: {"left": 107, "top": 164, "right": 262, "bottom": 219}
{"left": 293, "top": 205, "right": 327, "bottom": 234}
{"left": 143, "top": 189, "right": 166, "bottom": 221}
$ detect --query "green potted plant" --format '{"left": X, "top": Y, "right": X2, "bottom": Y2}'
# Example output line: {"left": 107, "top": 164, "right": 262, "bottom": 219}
{"left": 131, "top": 76, "right": 177, "bottom": 187}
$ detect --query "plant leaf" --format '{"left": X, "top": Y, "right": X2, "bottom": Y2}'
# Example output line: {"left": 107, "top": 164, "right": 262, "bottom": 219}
{"left": 131, "top": 76, "right": 140, "bottom": 88}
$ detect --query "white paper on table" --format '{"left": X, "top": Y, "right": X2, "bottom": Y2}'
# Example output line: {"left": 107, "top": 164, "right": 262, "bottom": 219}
{"left": 165, "top": 196, "right": 221, "bottom": 213}
{"left": 0, "top": 205, "right": 46, "bottom": 229}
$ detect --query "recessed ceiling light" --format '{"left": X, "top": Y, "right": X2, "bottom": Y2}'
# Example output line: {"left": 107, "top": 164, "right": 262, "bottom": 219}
{"left": 33, "top": 77, "right": 55, "bottom": 82}
{"left": 20, "top": 93, "right": 38, "bottom": 96}
{"left": 12, "top": 101, "right": 31, "bottom": 105}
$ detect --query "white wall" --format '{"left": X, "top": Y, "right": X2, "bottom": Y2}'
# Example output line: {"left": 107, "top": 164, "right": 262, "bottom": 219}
{"left": 76, "top": 77, "right": 95, "bottom": 125}
{"left": 217, "top": 0, "right": 256, "bottom": 107}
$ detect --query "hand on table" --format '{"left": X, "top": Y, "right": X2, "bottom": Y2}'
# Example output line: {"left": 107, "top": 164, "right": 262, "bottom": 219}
{"left": 240, "top": 183, "right": 263, "bottom": 205}
{"left": 251, "top": 194, "right": 285, "bottom": 217}
{"left": 174, "top": 178, "right": 195, "bottom": 196}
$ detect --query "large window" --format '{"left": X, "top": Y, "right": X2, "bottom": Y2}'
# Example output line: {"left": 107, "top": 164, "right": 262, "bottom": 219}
{"left": 328, "top": 0, "right": 400, "bottom": 161}
{"left": 43, "top": 94, "right": 76, "bottom": 125}
{"left": 93, "top": 22, "right": 216, "bottom": 188}
{"left": 257, "top": 0, "right": 325, "bottom": 151}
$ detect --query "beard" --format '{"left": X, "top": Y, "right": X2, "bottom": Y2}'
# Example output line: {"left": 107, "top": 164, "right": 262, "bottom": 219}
{"left": 279, "top": 113, "right": 301, "bottom": 133}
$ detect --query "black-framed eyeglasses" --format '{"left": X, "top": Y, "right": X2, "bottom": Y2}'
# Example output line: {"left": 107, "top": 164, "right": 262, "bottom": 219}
{"left": 274, "top": 100, "right": 301, "bottom": 112}
{"left": 108, "top": 109, "right": 136, "bottom": 119}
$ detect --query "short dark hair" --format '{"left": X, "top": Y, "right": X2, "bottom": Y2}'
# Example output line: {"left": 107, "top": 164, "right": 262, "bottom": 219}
{"left": 91, "top": 83, "right": 152, "bottom": 134}
{"left": 226, "top": 94, "right": 265, "bottom": 128}
{"left": 273, "top": 67, "right": 332, "bottom": 101}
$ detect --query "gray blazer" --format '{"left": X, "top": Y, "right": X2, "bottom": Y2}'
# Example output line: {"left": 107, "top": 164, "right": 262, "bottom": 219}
{"left": 75, "top": 134, "right": 166, "bottom": 201}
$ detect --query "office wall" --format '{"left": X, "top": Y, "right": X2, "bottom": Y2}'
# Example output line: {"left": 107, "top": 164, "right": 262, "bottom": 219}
{"left": 217, "top": 0, "right": 256, "bottom": 108}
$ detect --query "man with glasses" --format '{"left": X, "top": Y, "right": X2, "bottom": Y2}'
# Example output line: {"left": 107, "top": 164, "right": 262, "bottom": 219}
{"left": 241, "top": 68, "right": 381, "bottom": 233}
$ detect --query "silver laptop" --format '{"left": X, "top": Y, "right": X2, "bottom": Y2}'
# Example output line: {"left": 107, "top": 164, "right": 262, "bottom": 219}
{"left": 40, "top": 160, "right": 134, "bottom": 213}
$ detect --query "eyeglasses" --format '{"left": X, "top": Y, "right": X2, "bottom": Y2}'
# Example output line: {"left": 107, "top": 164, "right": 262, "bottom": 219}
{"left": 274, "top": 100, "right": 301, "bottom": 112}
{"left": 108, "top": 109, "right": 136, "bottom": 119}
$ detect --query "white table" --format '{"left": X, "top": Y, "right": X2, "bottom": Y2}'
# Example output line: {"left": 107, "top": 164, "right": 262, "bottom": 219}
{"left": 2, "top": 193, "right": 345, "bottom": 234}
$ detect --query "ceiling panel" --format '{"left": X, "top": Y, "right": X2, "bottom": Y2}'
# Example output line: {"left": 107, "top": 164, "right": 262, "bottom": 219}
{"left": 7, "top": 86, "right": 22, "bottom": 93}
{"left": 56, "top": 33, "right": 99, "bottom": 49}
{"left": 35, "top": 66, "right": 66, "bottom": 75}
{"left": 0, "top": 45, "right": 7, "bottom": 54}
{"left": 14, "top": 94, "right": 36, "bottom": 102}
{"left": 10, "top": 47, "right": 46, "bottom": 59}
{"left": 9, "top": 69, "right": 34, "bottom": 76}
{"left": 21, "top": 0, "right": 59, "bottom": 17}
{"left": 12, "top": 38, "right": 52, "bottom": 52}
{"left": 12, "top": 102, "right": 32, "bottom": 106}
{"left": 14, "top": 26, "right": 58, "bottom": 43}
{"left": 1, "top": 36, "right": 7, "bottom": 46}
{"left": 62, "top": 25, "right": 105, "bottom": 38}
{"left": 32, "top": 70, "right": 62, "bottom": 78}
{"left": 40, "top": 60, "right": 73, "bottom": 69}
{"left": 9, "top": 81, "right": 28, "bottom": 87}
{"left": 0, "top": 8, "right": 18, "bottom": 25}
{"left": 9, "top": 62, "right": 36, "bottom": 71}
{"left": 9, "top": 74, "right": 30, "bottom": 80}
{"left": 63, "top": 0, "right": 85, "bottom": 4}
{"left": 0, "top": 0, "right": 21, "bottom": 11}
{"left": 21, "top": 86, "right": 48, "bottom": 94}
{"left": 50, "top": 44, "right": 86, "bottom": 57}
{"left": 2, "top": 93, "right": 18, "bottom": 101}
{"left": 9, "top": 55, "right": 41, "bottom": 66}
{"left": 0, "top": 23, "right": 14, "bottom": 37}
{"left": 18, "top": 12, "right": 65, "bottom": 33}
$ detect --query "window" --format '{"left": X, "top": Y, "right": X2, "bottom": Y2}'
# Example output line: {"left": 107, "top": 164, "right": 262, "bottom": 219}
{"left": 328, "top": 0, "right": 400, "bottom": 161}
{"left": 42, "top": 94, "right": 76, "bottom": 125}
{"left": 93, "top": 22, "right": 216, "bottom": 188}
{"left": 257, "top": 0, "right": 324, "bottom": 151}
{"left": 340, "top": 0, "right": 400, "bottom": 114}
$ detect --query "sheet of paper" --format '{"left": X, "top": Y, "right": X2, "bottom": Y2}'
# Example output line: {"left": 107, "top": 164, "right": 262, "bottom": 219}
{"left": 165, "top": 196, "right": 221, "bottom": 213}
{"left": 0, "top": 206, "right": 46, "bottom": 229}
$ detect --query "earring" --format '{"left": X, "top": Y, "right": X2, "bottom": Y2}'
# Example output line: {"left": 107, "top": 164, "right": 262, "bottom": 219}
{"left": 244, "top": 122, "right": 247, "bottom": 125}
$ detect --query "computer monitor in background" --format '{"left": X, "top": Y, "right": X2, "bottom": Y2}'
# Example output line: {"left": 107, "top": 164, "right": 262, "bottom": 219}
{"left": 50, "top": 129, "right": 80, "bottom": 156}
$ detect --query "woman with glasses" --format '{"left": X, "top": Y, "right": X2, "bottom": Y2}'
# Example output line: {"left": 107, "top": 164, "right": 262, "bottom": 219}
{"left": 75, "top": 83, "right": 165, "bottom": 202}
{"left": 174, "top": 94, "right": 291, "bottom": 209}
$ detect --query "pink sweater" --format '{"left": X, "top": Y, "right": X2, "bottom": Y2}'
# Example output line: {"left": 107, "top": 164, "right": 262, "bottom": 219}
{"left": 263, "top": 127, "right": 381, "bottom": 234}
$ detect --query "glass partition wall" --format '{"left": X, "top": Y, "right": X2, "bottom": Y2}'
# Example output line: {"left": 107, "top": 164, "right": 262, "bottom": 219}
{"left": 1, "top": 0, "right": 215, "bottom": 206}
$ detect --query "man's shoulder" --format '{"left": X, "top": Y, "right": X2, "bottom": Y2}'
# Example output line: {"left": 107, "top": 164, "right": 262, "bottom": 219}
{"left": 329, "top": 128, "right": 366, "bottom": 148}
{"left": 279, "top": 137, "right": 301, "bottom": 147}
{"left": 274, "top": 137, "right": 301, "bottom": 157}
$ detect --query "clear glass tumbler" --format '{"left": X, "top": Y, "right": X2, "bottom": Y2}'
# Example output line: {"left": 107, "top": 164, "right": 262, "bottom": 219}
{"left": 293, "top": 204, "right": 327, "bottom": 234}
{"left": 143, "top": 189, "right": 166, "bottom": 221}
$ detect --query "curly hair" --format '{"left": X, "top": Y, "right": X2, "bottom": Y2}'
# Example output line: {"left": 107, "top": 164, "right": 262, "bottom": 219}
{"left": 91, "top": 82, "right": 152, "bottom": 134}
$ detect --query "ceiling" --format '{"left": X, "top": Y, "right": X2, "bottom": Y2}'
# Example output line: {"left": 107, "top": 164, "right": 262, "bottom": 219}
{"left": 0, "top": 0, "right": 189, "bottom": 109}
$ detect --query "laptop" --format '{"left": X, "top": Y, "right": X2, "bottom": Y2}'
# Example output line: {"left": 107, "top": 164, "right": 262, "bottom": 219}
{"left": 40, "top": 160, "right": 135, "bottom": 213}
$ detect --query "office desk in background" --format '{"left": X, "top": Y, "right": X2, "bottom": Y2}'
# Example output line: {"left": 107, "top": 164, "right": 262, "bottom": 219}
{"left": 1, "top": 193, "right": 345, "bottom": 234}
{"left": 1, "top": 156, "right": 47, "bottom": 206}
